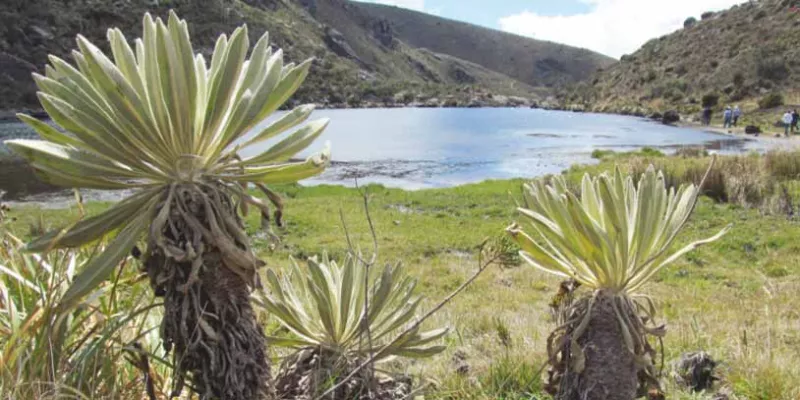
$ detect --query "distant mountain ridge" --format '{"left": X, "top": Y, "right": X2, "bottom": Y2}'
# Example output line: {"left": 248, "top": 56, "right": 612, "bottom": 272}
{"left": 0, "top": 0, "right": 614, "bottom": 115}
{"left": 352, "top": 1, "right": 615, "bottom": 88}
{"left": 562, "top": 0, "right": 800, "bottom": 116}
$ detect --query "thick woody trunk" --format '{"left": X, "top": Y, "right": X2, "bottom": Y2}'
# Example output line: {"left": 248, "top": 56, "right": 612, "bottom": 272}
{"left": 557, "top": 290, "right": 637, "bottom": 400}
{"left": 147, "top": 248, "right": 271, "bottom": 400}
{"left": 145, "top": 184, "right": 272, "bottom": 399}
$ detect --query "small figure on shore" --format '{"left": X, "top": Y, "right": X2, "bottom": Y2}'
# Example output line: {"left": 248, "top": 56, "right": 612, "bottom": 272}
{"left": 723, "top": 106, "right": 733, "bottom": 128}
{"left": 792, "top": 109, "right": 799, "bottom": 134}
{"left": 732, "top": 105, "right": 741, "bottom": 126}
{"left": 702, "top": 107, "right": 712, "bottom": 126}
{"left": 782, "top": 110, "right": 794, "bottom": 137}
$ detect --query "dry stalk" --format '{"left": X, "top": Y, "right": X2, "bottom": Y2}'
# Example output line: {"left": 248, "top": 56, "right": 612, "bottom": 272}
{"left": 313, "top": 237, "right": 501, "bottom": 400}
{"left": 338, "top": 178, "right": 380, "bottom": 397}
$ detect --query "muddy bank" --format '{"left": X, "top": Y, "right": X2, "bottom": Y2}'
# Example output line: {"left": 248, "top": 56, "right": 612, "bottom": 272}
{"left": 0, "top": 158, "right": 57, "bottom": 200}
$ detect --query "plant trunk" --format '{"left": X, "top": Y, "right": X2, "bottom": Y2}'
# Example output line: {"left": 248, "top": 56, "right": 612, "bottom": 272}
{"left": 274, "top": 348, "right": 411, "bottom": 400}
{"left": 145, "top": 185, "right": 271, "bottom": 399}
{"left": 557, "top": 290, "right": 637, "bottom": 400}
{"left": 147, "top": 248, "right": 271, "bottom": 399}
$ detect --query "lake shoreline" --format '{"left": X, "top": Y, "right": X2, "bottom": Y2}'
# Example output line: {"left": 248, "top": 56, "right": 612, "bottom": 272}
{"left": 1, "top": 107, "right": 764, "bottom": 206}
{"left": 675, "top": 121, "right": 800, "bottom": 150}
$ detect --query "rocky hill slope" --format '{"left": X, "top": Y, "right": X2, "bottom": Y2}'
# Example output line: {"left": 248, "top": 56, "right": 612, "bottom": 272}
{"left": 0, "top": 0, "right": 613, "bottom": 115}
{"left": 354, "top": 1, "right": 615, "bottom": 89}
{"left": 563, "top": 0, "right": 800, "bottom": 118}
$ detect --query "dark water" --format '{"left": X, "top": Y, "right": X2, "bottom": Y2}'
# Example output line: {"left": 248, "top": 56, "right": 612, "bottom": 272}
{"left": 0, "top": 108, "right": 763, "bottom": 204}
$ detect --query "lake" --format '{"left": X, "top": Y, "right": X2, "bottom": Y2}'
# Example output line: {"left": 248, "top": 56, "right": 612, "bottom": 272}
{"left": 253, "top": 107, "right": 759, "bottom": 188}
{"left": 0, "top": 107, "right": 761, "bottom": 204}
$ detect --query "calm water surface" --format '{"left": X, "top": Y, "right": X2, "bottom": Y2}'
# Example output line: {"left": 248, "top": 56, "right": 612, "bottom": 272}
{"left": 246, "top": 107, "right": 758, "bottom": 189}
{"left": 0, "top": 108, "right": 762, "bottom": 204}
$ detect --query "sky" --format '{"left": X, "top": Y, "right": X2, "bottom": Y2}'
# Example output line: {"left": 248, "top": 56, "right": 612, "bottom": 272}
{"left": 354, "top": 0, "right": 746, "bottom": 59}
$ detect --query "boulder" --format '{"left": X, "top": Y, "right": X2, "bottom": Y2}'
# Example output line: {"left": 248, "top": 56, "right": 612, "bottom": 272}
{"left": 442, "top": 96, "right": 458, "bottom": 108}
{"left": 371, "top": 19, "right": 396, "bottom": 48}
{"left": 29, "top": 25, "right": 54, "bottom": 40}
{"left": 649, "top": 112, "right": 663, "bottom": 120}
{"left": 745, "top": 125, "right": 762, "bottom": 134}
{"left": 447, "top": 65, "right": 475, "bottom": 84}
{"left": 323, "top": 27, "right": 360, "bottom": 62}
{"left": 467, "top": 97, "right": 485, "bottom": 108}
{"left": 421, "top": 98, "right": 441, "bottom": 108}
{"left": 507, "top": 96, "right": 530, "bottom": 107}
{"left": 393, "top": 91, "right": 413, "bottom": 105}
{"left": 491, "top": 95, "right": 509, "bottom": 107}
{"left": 673, "top": 352, "right": 719, "bottom": 392}
{"left": 662, "top": 110, "right": 680, "bottom": 125}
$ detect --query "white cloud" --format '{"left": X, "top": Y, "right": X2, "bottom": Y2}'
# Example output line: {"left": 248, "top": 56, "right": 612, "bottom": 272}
{"left": 355, "top": 0, "right": 426, "bottom": 12}
{"left": 498, "top": 0, "right": 745, "bottom": 59}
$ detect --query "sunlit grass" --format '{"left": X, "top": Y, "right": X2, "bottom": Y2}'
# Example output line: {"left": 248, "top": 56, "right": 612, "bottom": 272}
{"left": 6, "top": 151, "right": 800, "bottom": 399}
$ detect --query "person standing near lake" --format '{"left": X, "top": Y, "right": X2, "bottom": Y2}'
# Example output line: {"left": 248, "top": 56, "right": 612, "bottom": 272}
{"left": 702, "top": 107, "right": 712, "bottom": 126}
{"left": 792, "top": 109, "right": 799, "bottom": 133}
{"left": 783, "top": 110, "right": 794, "bottom": 136}
{"left": 733, "top": 105, "right": 742, "bottom": 126}
{"left": 723, "top": 106, "right": 733, "bottom": 128}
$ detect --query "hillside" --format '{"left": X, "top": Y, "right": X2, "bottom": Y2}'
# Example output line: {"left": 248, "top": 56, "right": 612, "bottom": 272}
{"left": 0, "top": 0, "right": 613, "bottom": 116}
{"left": 334, "top": 1, "right": 615, "bottom": 88}
{"left": 565, "top": 0, "right": 800, "bottom": 119}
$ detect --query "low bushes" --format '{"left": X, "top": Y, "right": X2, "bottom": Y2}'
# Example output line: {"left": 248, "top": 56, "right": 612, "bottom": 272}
{"left": 702, "top": 93, "right": 720, "bottom": 108}
{"left": 758, "top": 92, "right": 785, "bottom": 109}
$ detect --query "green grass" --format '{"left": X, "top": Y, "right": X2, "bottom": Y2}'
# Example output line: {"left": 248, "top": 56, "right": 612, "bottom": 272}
{"left": 5, "top": 153, "right": 800, "bottom": 399}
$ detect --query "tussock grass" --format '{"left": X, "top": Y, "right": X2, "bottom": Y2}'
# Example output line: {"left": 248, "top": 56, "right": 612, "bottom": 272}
{"left": 570, "top": 149, "right": 800, "bottom": 213}
{"left": 0, "top": 230, "right": 170, "bottom": 399}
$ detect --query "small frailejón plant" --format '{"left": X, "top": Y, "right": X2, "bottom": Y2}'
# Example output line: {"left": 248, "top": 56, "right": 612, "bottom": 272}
{"left": 6, "top": 12, "right": 330, "bottom": 399}
{"left": 255, "top": 254, "right": 448, "bottom": 399}
{"left": 506, "top": 165, "right": 729, "bottom": 400}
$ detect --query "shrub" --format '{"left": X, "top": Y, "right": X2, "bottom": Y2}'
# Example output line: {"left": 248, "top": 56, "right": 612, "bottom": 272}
{"left": 651, "top": 79, "right": 688, "bottom": 100}
{"left": 701, "top": 11, "right": 715, "bottom": 19}
{"left": 591, "top": 149, "right": 616, "bottom": 159}
{"left": 733, "top": 72, "right": 745, "bottom": 87}
{"left": 723, "top": 84, "right": 734, "bottom": 94}
{"left": 645, "top": 69, "right": 657, "bottom": 82}
{"left": 765, "top": 151, "right": 800, "bottom": 180}
{"left": 675, "top": 147, "right": 709, "bottom": 158}
{"left": 754, "top": 9, "right": 768, "bottom": 20}
{"left": 640, "top": 147, "right": 665, "bottom": 157}
{"left": 662, "top": 110, "right": 681, "bottom": 125}
{"left": 684, "top": 17, "right": 698, "bottom": 28}
{"left": 702, "top": 93, "right": 720, "bottom": 108}
{"left": 757, "top": 58, "right": 790, "bottom": 81}
{"left": 758, "top": 92, "right": 785, "bottom": 109}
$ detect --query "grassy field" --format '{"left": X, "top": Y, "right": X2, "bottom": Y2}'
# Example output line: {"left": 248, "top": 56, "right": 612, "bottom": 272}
{"left": 5, "top": 152, "right": 800, "bottom": 399}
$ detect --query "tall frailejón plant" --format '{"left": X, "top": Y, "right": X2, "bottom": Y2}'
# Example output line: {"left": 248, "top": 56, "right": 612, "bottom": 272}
{"left": 506, "top": 166, "right": 729, "bottom": 400}
{"left": 6, "top": 12, "right": 330, "bottom": 399}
